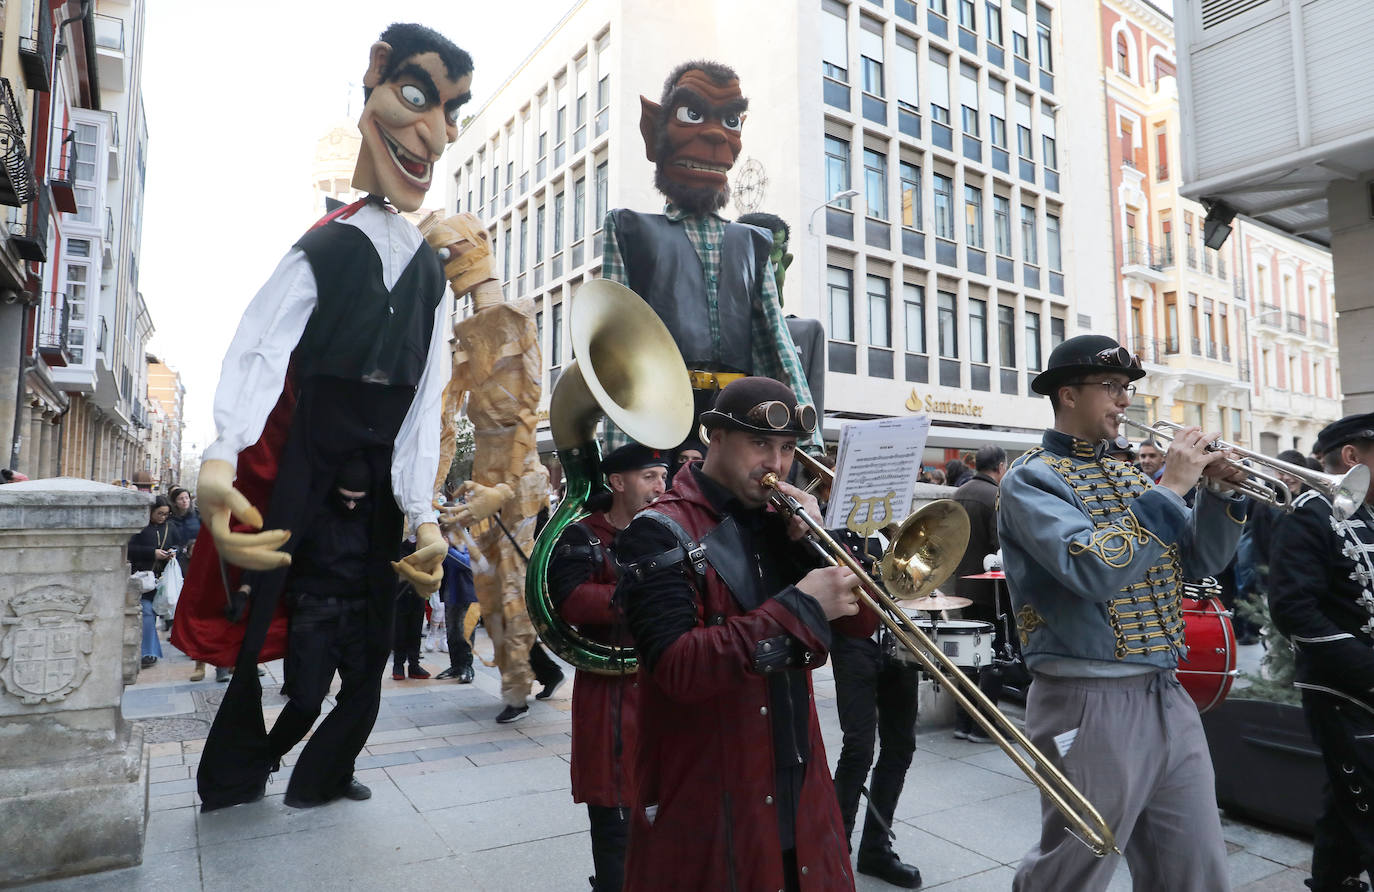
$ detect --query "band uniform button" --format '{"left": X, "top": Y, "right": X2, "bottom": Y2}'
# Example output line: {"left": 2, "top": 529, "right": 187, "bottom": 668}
{"left": 764, "top": 795, "right": 774, "bottom": 805}
{"left": 800, "top": 866, "right": 809, "bottom": 876}
{"left": 760, "top": 706, "right": 768, "bottom": 716}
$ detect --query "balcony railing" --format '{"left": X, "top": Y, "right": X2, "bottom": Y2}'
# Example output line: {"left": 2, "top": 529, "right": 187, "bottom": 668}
{"left": 1128, "top": 335, "right": 1161, "bottom": 364}
{"left": 1157, "top": 163, "right": 1169, "bottom": 180}
{"left": 1312, "top": 319, "right": 1331, "bottom": 343}
{"left": 1205, "top": 340, "right": 1217, "bottom": 359}
{"left": 36, "top": 291, "right": 69, "bottom": 365}
{"left": 1258, "top": 303, "right": 1281, "bottom": 326}
{"left": 1238, "top": 359, "right": 1252, "bottom": 382}
{"left": 1234, "top": 276, "right": 1246, "bottom": 299}
{"left": 1191, "top": 336, "right": 1202, "bottom": 355}
{"left": 1164, "top": 335, "right": 1180, "bottom": 354}
{"left": 1202, "top": 251, "right": 1213, "bottom": 274}
{"left": 1217, "top": 255, "right": 1227, "bottom": 279}
{"left": 48, "top": 129, "right": 78, "bottom": 214}
{"left": 1123, "top": 238, "right": 1167, "bottom": 271}
{"left": 1285, "top": 312, "right": 1307, "bottom": 335}
{"left": 18, "top": 3, "right": 53, "bottom": 92}
{"left": 1221, "top": 343, "right": 1231, "bottom": 362}
{"left": 0, "top": 78, "right": 34, "bottom": 207}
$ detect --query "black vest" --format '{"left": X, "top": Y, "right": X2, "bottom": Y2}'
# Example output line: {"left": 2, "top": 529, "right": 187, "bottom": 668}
{"left": 293, "top": 220, "right": 444, "bottom": 388}
{"left": 608, "top": 209, "right": 770, "bottom": 372}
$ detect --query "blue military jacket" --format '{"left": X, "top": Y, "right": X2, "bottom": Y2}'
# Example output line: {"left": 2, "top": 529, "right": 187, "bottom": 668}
{"left": 999, "top": 429, "right": 1246, "bottom": 673}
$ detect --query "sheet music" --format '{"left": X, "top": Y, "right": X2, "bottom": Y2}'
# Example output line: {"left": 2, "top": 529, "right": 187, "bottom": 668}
{"left": 824, "top": 415, "right": 932, "bottom": 536}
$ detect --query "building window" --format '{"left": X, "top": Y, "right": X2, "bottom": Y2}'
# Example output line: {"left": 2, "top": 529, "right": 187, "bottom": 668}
{"left": 503, "top": 227, "right": 512, "bottom": 280}
{"left": 1011, "top": 0, "right": 1030, "bottom": 60}
{"left": 1050, "top": 315, "right": 1065, "bottom": 347}
{"left": 998, "top": 305, "right": 1016, "bottom": 367}
{"left": 1020, "top": 204, "right": 1038, "bottom": 264}
{"left": 970, "top": 298, "right": 988, "bottom": 363}
{"left": 1116, "top": 31, "right": 1130, "bottom": 75}
{"left": 900, "top": 161, "right": 922, "bottom": 230}
{"left": 535, "top": 204, "right": 546, "bottom": 263}
{"left": 553, "top": 192, "right": 565, "bottom": 253}
{"left": 988, "top": 78, "right": 1007, "bottom": 148}
{"left": 965, "top": 185, "right": 983, "bottom": 247}
{"left": 1036, "top": 23, "right": 1053, "bottom": 72}
{"left": 551, "top": 302, "right": 563, "bottom": 365}
{"left": 904, "top": 283, "right": 926, "bottom": 353}
{"left": 929, "top": 50, "right": 951, "bottom": 125}
{"left": 930, "top": 0, "right": 948, "bottom": 16}
{"left": 868, "top": 274, "right": 891, "bottom": 347}
{"left": 573, "top": 176, "right": 586, "bottom": 241}
{"left": 595, "top": 160, "right": 609, "bottom": 224}
{"left": 1041, "top": 110, "right": 1057, "bottom": 169}
{"left": 822, "top": 0, "right": 849, "bottom": 82}
{"left": 960, "top": 0, "right": 977, "bottom": 30}
{"left": 1025, "top": 308, "right": 1041, "bottom": 369}
{"left": 1046, "top": 212, "right": 1061, "bottom": 271}
{"left": 860, "top": 18, "right": 884, "bottom": 96}
{"left": 987, "top": 0, "right": 1004, "bottom": 45}
{"left": 518, "top": 216, "right": 528, "bottom": 271}
{"left": 933, "top": 174, "right": 955, "bottom": 239}
{"left": 74, "top": 123, "right": 98, "bottom": 183}
{"left": 895, "top": 33, "right": 919, "bottom": 112}
{"left": 960, "top": 63, "right": 980, "bottom": 136}
{"left": 1155, "top": 124, "right": 1168, "bottom": 180}
{"left": 994, "top": 195, "right": 1011, "bottom": 256}
{"left": 864, "top": 148, "right": 888, "bottom": 220}
{"left": 1015, "top": 91, "right": 1033, "bottom": 159}
{"left": 829, "top": 266, "right": 855, "bottom": 341}
{"left": 938, "top": 291, "right": 958, "bottom": 358}
{"left": 825, "top": 135, "right": 853, "bottom": 209}
{"left": 596, "top": 73, "right": 611, "bottom": 136}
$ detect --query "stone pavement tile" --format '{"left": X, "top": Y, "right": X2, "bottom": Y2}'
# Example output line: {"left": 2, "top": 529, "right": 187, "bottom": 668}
{"left": 921, "top": 865, "right": 1018, "bottom": 890}
{"left": 871, "top": 822, "right": 1000, "bottom": 890}
{"left": 196, "top": 775, "right": 416, "bottom": 847}
{"left": 147, "top": 741, "right": 181, "bottom": 757}
{"left": 367, "top": 715, "right": 417, "bottom": 732}
{"left": 424, "top": 788, "right": 589, "bottom": 853}
{"left": 145, "top": 804, "right": 199, "bottom": 855}
{"left": 1236, "top": 867, "right": 1312, "bottom": 890}
{"left": 1222, "top": 818, "right": 1313, "bottom": 869}
{"left": 181, "top": 738, "right": 205, "bottom": 754}
{"left": 151, "top": 791, "right": 195, "bottom": 811}
{"left": 913, "top": 728, "right": 1005, "bottom": 760}
{"left": 366, "top": 726, "right": 429, "bottom": 745}
{"left": 417, "top": 721, "right": 483, "bottom": 737}
{"left": 443, "top": 728, "right": 529, "bottom": 746}
{"left": 387, "top": 754, "right": 477, "bottom": 779}
{"left": 892, "top": 757, "right": 1033, "bottom": 820}
{"left": 907, "top": 788, "right": 1042, "bottom": 865}
{"left": 22, "top": 844, "right": 202, "bottom": 892}
{"left": 368, "top": 737, "right": 460, "bottom": 756}
{"left": 148, "top": 764, "right": 191, "bottom": 783}
{"left": 467, "top": 744, "right": 552, "bottom": 766}
{"left": 121, "top": 687, "right": 197, "bottom": 719}
{"left": 460, "top": 828, "right": 597, "bottom": 892}
{"left": 148, "top": 753, "right": 183, "bottom": 768}
{"left": 1226, "top": 851, "right": 1293, "bottom": 888}
{"left": 150, "top": 777, "right": 198, "bottom": 796}
{"left": 355, "top": 750, "right": 422, "bottom": 770}
{"left": 951, "top": 742, "right": 1040, "bottom": 781}
{"left": 393, "top": 754, "right": 568, "bottom": 812}
{"left": 198, "top": 805, "right": 450, "bottom": 892}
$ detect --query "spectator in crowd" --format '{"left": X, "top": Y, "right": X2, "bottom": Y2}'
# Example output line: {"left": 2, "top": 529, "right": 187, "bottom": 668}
{"left": 945, "top": 459, "right": 974, "bottom": 488}
{"left": 168, "top": 485, "right": 211, "bottom": 678}
{"left": 128, "top": 496, "right": 180, "bottom": 668}
{"left": 1138, "top": 440, "right": 1166, "bottom": 483}
{"left": 435, "top": 537, "right": 476, "bottom": 683}
{"left": 950, "top": 445, "right": 1008, "bottom": 743}
{"left": 393, "top": 538, "right": 432, "bottom": 680}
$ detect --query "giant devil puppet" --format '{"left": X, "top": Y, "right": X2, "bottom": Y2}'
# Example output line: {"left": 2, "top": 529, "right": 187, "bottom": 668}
{"left": 172, "top": 24, "right": 473, "bottom": 811}
{"left": 601, "top": 61, "right": 823, "bottom": 453}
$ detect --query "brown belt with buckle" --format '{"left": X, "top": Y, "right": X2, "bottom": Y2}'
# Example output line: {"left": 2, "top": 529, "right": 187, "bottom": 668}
{"left": 688, "top": 370, "right": 745, "bottom": 391}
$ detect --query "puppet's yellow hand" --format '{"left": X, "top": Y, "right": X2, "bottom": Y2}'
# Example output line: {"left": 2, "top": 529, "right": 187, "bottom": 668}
{"left": 196, "top": 459, "right": 291, "bottom": 570}
{"left": 391, "top": 522, "right": 446, "bottom": 595}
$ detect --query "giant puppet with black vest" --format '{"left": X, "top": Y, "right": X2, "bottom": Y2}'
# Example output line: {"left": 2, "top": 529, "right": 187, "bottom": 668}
{"left": 172, "top": 24, "right": 477, "bottom": 811}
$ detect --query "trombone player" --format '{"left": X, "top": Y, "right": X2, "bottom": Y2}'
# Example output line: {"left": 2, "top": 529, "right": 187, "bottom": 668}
{"left": 999, "top": 335, "right": 1247, "bottom": 890}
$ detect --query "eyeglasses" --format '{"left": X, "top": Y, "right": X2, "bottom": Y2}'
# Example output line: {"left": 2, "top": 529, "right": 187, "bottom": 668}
{"left": 1071, "top": 380, "right": 1137, "bottom": 400}
{"left": 746, "top": 400, "right": 819, "bottom": 434}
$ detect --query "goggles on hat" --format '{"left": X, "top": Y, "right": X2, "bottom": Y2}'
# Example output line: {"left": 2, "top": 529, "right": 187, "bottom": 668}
{"left": 746, "top": 400, "right": 819, "bottom": 434}
{"left": 1076, "top": 346, "right": 1142, "bottom": 370}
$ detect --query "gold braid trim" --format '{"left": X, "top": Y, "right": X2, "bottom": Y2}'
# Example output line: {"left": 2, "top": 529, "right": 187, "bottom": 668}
{"left": 1016, "top": 604, "right": 1046, "bottom": 646}
{"left": 1068, "top": 510, "right": 1153, "bottom": 568}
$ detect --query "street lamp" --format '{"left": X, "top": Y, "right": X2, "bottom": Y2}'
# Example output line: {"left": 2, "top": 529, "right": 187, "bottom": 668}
{"left": 808, "top": 189, "right": 860, "bottom": 236}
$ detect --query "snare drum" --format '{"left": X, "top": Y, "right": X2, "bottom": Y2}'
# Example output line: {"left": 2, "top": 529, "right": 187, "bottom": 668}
{"left": 886, "top": 613, "right": 995, "bottom": 670}
{"left": 1177, "top": 583, "right": 1237, "bottom": 714}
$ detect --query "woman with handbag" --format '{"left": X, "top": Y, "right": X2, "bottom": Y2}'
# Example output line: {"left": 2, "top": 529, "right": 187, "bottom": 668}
{"left": 128, "top": 496, "right": 181, "bottom": 668}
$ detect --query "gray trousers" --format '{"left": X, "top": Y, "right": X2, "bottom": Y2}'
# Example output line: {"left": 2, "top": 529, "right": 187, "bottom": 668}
{"left": 1013, "top": 671, "right": 1230, "bottom": 892}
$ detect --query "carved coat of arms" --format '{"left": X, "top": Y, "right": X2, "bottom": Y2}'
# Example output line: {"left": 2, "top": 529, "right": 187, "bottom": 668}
{"left": 0, "top": 586, "right": 95, "bottom": 705}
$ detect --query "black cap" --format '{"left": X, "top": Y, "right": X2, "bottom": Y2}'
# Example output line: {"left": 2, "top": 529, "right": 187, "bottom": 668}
{"left": 1031, "top": 334, "right": 1146, "bottom": 396}
{"left": 602, "top": 443, "right": 671, "bottom": 475}
{"left": 675, "top": 435, "right": 706, "bottom": 458}
{"left": 335, "top": 455, "right": 371, "bottom": 492}
{"left": 1314, "top": 412, "right": 1374, "bottom": 457}
{"left": 699, "top": 376, "right": 817, "bottom": 437}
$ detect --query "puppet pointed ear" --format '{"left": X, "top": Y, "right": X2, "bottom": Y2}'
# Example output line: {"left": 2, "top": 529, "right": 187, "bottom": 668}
{"left": 363, "top": 41, "right": 392, "bottom": 89}
{"left": 639, "top": 96, "right": 662, "bottom": 163}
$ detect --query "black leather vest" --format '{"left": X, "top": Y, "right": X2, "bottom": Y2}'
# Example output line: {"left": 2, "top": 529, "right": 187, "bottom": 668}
{"left": 293, "top": 221, "right": 444, "bottom": 389}
{"left": 608, "top": 209, "right": 769, "bottom": 372}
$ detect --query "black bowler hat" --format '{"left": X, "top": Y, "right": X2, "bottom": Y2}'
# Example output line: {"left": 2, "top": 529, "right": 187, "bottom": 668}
{"left": 700, "top": 376, "right": 818, "bottom": 437}
{"left": 1314, "top": 412, "right": 1374, "bottom": 457}
{"left": 1031, "top": 334, "right": 1146, "bottom": 396}
{"left": 602, "top": 443, "right": 671, "bottom": 476}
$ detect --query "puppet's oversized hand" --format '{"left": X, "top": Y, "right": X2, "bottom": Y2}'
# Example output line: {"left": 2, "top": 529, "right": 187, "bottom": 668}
{"left": 426, "top": 213, "right": 495, "bottom": 297}
{"left": 392, "top": 522, "right": 446, "bottom": 595}
{"left": 196, "top": 459, "right": 291, "bottom": 570}
{"left": 444, "top": 481, "right": 514, "bottom": 528}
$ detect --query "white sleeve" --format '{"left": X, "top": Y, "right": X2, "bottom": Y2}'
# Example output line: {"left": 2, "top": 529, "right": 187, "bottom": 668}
{"left": 202, "top": 249, "right": 318, "bottom": 467}
{"left": 392, "top": 291, "right": 453, "bottom": 529}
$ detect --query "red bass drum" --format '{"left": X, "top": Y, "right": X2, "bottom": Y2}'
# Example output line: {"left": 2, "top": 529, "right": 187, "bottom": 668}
{"left": 1178, "top": 579, "right": 1238, "bottom": 714}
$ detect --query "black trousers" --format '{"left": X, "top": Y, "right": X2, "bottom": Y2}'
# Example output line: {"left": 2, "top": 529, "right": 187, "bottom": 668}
{"left": 266, "top": 593, "right": 384, "bottom": 804}
{"left": 1303, "top": 689, "right": 1374, "bottom": 890}
{"left": 587, "top": 804, "right": 629, "bottom": 892}
{"left": 443, "top": 594, "right": 473, "bottom": 670}
{"left": 831, "top": 635, "right": 921, "bottom": 854}
{"left": 530, "top": 640, "right": 561, "bottom": 683}
{"left": 392, "top": 588, "right": 426, "bottom": 667}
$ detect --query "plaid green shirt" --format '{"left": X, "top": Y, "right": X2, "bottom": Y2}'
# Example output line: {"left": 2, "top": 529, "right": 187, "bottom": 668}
{"left": 600, "top": 205, "right": 823, "bottom": 452}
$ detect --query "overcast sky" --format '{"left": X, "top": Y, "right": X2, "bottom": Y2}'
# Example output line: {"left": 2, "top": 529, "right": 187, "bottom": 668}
{"left": 139, "top": 0, "right": 573, "bottom": 456}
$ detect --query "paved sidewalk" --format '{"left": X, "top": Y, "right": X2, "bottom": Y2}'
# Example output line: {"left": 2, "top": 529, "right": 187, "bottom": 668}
{"left": 27, "top": 636, "right": 1311, "bottom": 891}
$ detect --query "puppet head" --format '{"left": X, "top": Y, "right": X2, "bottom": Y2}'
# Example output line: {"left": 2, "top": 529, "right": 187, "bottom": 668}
{"left": 737, "top": 212, "right": 793, "bottom": 301}
{"left": 354, "top": 23, "right": 474, "bottom": 212}
{"left": 639, "top": 61, "right": 747, "bottom": 216}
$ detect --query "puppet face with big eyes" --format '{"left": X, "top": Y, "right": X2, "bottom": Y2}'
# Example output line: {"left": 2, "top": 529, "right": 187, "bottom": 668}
{"left": 640, "top": 68, "right": 747, "bottom": 213}
{"left": 355, "top": 45, "right": 472, "bottom": 212}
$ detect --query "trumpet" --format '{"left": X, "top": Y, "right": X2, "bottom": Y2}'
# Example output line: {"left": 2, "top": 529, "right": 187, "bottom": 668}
{"left": 763, "top": 459, "right": 1120, "bottom": 857}
{"left": 1117, "top": 415, "right": 1370, "bottom": 522}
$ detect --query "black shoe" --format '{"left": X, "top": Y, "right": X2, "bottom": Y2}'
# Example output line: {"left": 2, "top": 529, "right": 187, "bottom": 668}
{"left": 140, "top": 655, "right": 157, "bottom": 668}
{"left": 965, "top": 729, "right": 993, "bottom": 744}
{"left": 535, "top": 669, "right": 566, "bottom": 700}
{"left": 457, "top": 665, "right": 474, "bottom": 684}
{"left": 495, "top": 704, "right": 529, "bottom": 724}
{"left": 857, "top": 849, "right": 923, "bottom": 889}
{"left": 436, "top": 666, "right": 459, "bottom": 679}
{"left": 341, "top": 777, "right": 372, "bottom": 801}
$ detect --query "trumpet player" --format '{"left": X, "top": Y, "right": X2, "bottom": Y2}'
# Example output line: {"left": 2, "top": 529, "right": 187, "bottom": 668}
{"left": 617, "top": 376, "right": 875, "bottom": 891}
{"left": 999, "top": 335, "right": 1247, "bottom": 891}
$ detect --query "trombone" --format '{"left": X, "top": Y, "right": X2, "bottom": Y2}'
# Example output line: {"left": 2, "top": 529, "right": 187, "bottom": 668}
{"left": 765, "top": 456, "right": 1120, "bottom": 858}
{"left": 1117, "top": 414, "right": 1370, "bottom": 522}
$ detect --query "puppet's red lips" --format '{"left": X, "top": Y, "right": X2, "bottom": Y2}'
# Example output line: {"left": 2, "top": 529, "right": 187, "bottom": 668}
{"left": 377, "top": 124, "right": 433, "bottom": 187}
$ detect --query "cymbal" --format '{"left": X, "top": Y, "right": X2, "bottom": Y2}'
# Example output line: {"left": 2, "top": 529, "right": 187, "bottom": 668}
{"left": 903, "top": 592, "right": 973, "bottom": 611}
